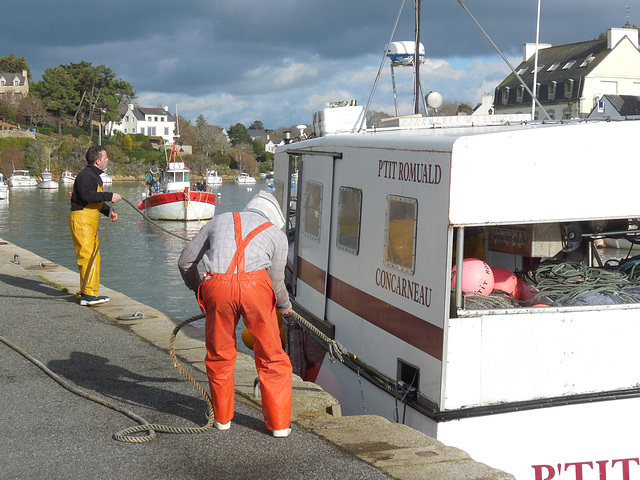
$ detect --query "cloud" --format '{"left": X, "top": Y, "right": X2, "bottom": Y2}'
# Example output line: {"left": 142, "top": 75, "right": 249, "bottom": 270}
{"left": 1, "top": 0, "right": 631, "bottom": 128}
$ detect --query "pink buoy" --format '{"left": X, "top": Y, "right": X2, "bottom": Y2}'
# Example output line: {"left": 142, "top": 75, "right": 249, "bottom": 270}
{"left": 491, "top": 267, "right": 519, "bottom": 299}
{"left": 451, "top": 258, "right": 494, "bottom": 295}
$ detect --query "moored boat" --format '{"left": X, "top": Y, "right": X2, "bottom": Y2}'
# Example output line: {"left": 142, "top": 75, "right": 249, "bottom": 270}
{"left": 205, "top": 169, "right": 223, "bottom": 186}
{"left": 236, "top": 172, "right": 256, "bottom": 184}
{"left": 138, "top": 143, "right": 217, "bottom": 221}
{"left": 59, "top": 170, "right": 76, "bottom": 186}
{"left": 100, "top": 171, "right": 113, "bottom": 186}
{"left": 0, "top": 173, "right": 8, "bottom": 200}
{"left": 8, "top": 169, "right": 37, "bottom": 188}
{"left": 276, "top": 111, "right": 640, "bottom": 480}
{"left": 38, "top": 170, "right": 59, "bottom": 190}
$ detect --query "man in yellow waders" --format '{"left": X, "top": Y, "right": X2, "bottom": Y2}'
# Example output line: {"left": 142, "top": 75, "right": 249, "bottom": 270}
{"left": 70, "top": 145, "right": 122, "bottom": 306}
{"left": 178, "top": 191, "right": 293, "bottom": 437}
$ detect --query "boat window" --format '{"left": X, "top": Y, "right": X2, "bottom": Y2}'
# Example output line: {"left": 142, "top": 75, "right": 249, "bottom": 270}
{"left": 303, "top": 181, "right": 323, "bottom": 242}
{"left": 384, "top": 195, "right": 417, "bottom": 274}
{"left": 336, "top": 187, "right": 362, "bottom": 254}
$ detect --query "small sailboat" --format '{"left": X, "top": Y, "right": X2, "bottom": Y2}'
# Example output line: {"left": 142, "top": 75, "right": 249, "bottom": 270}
{"left": 38, "top": 154, "right": 59, "bottom": 189}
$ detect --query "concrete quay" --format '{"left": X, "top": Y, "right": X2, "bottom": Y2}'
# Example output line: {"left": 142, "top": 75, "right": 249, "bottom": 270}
{"left": 0, "top": 238, "right": 515, "bottom": 480}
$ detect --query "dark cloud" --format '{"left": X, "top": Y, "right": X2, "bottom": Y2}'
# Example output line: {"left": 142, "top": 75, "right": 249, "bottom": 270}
{"left": 1, "top": 0, "right": 632, "bottom": 127}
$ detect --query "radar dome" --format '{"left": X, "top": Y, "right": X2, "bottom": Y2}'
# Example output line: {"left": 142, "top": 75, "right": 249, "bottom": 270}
{"left": 426, "top": 91, "right": 443, "bottom": 109}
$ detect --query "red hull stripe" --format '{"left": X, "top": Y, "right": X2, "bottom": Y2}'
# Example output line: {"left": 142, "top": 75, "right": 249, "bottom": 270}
{"left": 144, "top": 191, "right": 217, "bottom": 208}
{"left": 298, "top": 256, "right": 444, "bottom": 361}
{"left": 297, "top": 256, "right": 326, "bottom": 294}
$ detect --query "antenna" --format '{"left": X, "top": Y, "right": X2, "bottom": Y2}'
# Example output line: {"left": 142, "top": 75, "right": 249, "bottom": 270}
{"left": 175, "top": 104, "right": 180, "bottom": 139}
{"left": 624, "top": 4, "right": 632, "bottom": 25}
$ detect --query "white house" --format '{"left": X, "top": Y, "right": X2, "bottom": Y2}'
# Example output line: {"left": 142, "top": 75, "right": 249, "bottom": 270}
{"left": 494, "top": 28, "right": 640, "bottom": 119}
{"left": 107, "top": 104, "right": 176, "bottom": 145}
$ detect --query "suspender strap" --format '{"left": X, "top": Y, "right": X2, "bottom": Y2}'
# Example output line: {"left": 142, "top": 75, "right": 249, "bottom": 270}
{"left": 225, "top": 212, "right": 273, "bottom": 274}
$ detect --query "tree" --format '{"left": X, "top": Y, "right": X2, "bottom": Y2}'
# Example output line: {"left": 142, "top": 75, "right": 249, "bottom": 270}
{"left": 34, "top": 65, "right": 80, "bottom": 134}
{"left": 0, "top": 54, "right": 31, "bottom": 79}
{"left": 122, "top": 134, "right": 132, "bottom": 150}
{"left": 366, "top": 110, "right": 391, "bottom": 128}
{"left": 23, "top": 140, "right": 47, "bottom": 173}
{"left": 34, "top": 62, "right": 135, "bottom": 136}
{"left": 196, "top": 114, "right": 207, "bottom": 128}
{"left": 249, "top": 120, "right": 264, "bottom": 130}
{"left": 0, "top": 146, "right": 24, "bottom": 175}
{"left": 18, "top": 96, "right": 48, "bottom": 128}
{"left": 177, "top": 115, "right": 196, "bottom": 148}
{"left": 457, "top": 103, "right": 473, "bottom": 115}
{"left": 252, "top": 138, "right": 264, "bottom": 155}
{"left": 228, "top": 123, "right": 251, "bottom": 146}
{"left": 0, "top": 102, "right": 17, "bottom": 124}
{"left": 105, "top": 144, "right": 125, "bottom": 165}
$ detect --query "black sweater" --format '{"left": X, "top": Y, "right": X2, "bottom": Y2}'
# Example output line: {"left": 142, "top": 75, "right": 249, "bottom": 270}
{"left": 70, "top": 165, "right": 113, "bottom": 216}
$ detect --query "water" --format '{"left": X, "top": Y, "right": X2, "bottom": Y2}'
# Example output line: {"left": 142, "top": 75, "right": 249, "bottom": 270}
{"left": 0, "top": 180, "right": 272, "bottom": 352}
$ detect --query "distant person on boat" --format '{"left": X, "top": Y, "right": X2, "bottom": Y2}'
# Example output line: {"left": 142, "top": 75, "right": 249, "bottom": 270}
{"left": 69, "top": 145, "right": 122, "bottom": 306}
{"left": 178, "top": 190, "right": 293, "bottom": 437}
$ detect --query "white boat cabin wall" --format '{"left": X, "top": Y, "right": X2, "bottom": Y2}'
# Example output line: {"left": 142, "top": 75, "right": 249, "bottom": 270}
{"left": 273, "top": 117, "right": 640, "bottom": 479}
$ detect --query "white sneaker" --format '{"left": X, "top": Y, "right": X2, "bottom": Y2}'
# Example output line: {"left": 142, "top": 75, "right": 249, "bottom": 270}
{"left": 272, "top": 428, "right": 291, "bottom": 438}
{"left": 214, "top": 420, "right": 231, "bottom": 430}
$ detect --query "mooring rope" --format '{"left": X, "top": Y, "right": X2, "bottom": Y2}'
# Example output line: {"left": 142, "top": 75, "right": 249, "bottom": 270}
{"left": 120, "top": 196, "right": 191, "bottom": 242}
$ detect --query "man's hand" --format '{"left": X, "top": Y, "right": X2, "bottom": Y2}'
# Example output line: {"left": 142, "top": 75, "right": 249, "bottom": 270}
{"left": 110, "top": 211, "right": 118, "bottom": 222}
{"left": 112, "top": 193, "right": 122, "bottom": 203}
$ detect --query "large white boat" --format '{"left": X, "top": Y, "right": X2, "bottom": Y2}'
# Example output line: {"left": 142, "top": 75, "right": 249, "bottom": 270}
{"left": 59, "top": 170, "right": 76, "bottom": 186}
{"left": 8, "top": 169, "right": 37, "bottom": 188}
{"left": 0, "top": 173, "right": 8, "bottom": 200}
{"left": 205, "top": 169, "right": 223, "bottom": 186}
{"left": 235, "top": 172, "right": 256, "bottom": 184}
{"left": 138, "top": 143, "right": 217, "bottom": 221}
{"left": 38, "top": 170, "right": 59, "bottom": 190}
{"left": 275, "top": 110, "right": 640, "bottom": 480}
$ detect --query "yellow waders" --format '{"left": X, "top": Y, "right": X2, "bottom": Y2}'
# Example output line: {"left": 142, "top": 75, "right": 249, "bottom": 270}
{"left": 69, "top": 194, "right": 104, "bottom": 297}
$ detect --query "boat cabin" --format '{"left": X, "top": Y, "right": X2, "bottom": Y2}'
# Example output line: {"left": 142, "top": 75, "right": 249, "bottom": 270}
{"left": 274, "top": 114, "right": 640, "bottom": 479}
{"left": 161, "top": 161, "right": 189, "bottom": 192}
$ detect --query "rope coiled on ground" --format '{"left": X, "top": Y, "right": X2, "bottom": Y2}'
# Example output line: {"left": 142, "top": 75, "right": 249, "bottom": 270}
{"left": 0, "top": 312, "right": 211, "bottom": 443}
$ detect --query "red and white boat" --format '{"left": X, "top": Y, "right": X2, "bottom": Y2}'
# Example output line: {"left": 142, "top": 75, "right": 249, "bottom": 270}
{"left": 138, "top": 144, "right": 217, "bottom": 221}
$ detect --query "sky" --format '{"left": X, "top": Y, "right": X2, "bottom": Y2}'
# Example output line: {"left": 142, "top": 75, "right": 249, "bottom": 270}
{"left": 3, "top": 0, "right": 634, "bottom": 130}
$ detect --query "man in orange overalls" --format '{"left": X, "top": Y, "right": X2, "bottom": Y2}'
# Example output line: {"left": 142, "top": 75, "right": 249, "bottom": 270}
{"left": 69, "top": 145, "right": 121, "bottom": 306}
{"left": 178, "top": 191, "right": 293, "bottom": 437}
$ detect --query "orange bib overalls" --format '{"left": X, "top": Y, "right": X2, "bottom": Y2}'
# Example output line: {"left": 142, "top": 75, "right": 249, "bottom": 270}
{"left": 198, "top": 212, "right": 292, "bottom": 430}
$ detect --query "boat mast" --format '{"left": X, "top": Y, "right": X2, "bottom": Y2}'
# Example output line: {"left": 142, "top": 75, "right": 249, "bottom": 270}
{"left": 414, "top": 0, "right": 422, "bottom": 115}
